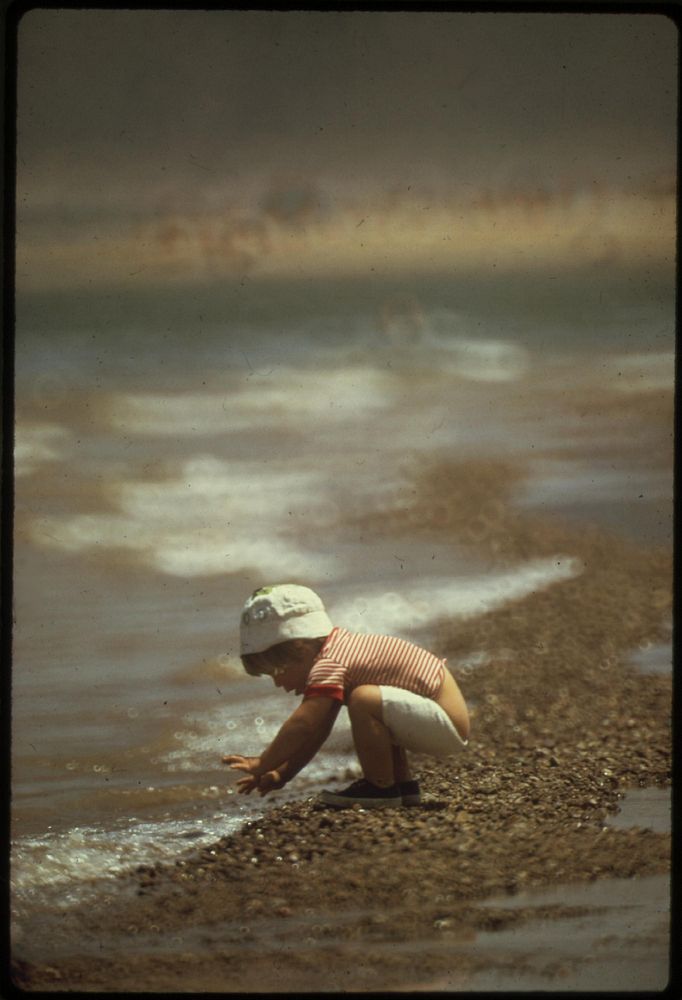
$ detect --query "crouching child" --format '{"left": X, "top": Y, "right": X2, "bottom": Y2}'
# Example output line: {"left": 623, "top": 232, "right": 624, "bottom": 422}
{"left": 223, "top": 584, "right": 470, "bottom": 808}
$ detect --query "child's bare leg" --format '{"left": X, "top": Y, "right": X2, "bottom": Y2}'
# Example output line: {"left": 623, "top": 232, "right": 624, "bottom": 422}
{"left": 391, "top": 745, "right": 412, "bottom": 783}
{"left": 347, "top": 685, "right": 396, "bottom": 787}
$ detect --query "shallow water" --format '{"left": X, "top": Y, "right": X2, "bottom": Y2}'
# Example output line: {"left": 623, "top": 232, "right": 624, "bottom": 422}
{"left": 606, "top": 786, "right": 671, "bottom": 835}
{"left": 425, "top": 873, "right": 671, "bottom": 992}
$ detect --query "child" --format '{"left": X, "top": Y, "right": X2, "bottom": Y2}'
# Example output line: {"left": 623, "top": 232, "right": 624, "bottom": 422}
{"left": 223, "top": 584, "right": 470, "bottom": 808}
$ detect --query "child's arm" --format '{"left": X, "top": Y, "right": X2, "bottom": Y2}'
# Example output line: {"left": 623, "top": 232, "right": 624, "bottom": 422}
{"left": 260, "top": 697, "right": 340, "bottom": 775}
{"left": 273, "top": 714, "right": 337, "bottom": 784}
{"left": 224, "top": 697, "right": 341, "bottom": 793}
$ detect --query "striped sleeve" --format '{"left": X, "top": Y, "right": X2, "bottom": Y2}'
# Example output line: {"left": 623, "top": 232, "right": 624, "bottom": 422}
{"left": 304, "top": 684, "right": 345, "bottom": 702}
{"left": 303, "top": 651, "right": 346, "bottom": 701}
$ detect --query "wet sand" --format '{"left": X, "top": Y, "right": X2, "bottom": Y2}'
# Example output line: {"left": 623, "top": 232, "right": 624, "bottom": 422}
{"left": 400, "top": 870, "right": 671, "bottom": 992}
{"left": 10, "top": 423, "right": 673, "bottom": 993}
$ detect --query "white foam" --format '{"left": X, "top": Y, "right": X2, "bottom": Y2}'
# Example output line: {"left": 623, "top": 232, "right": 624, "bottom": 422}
{"left": 329, "top": 557, "right": 582, "bottom": 637}
{"left": 11, "top": 746, "right": 360, "bottom": 906}
{"left": 412, "top": 309, "right": 529, "bottom": 382}
{"left": 430, "top": 336, "right": 528, "bottom": 382}
{"left": 14, "top": 422, "right": 73, "bottom": 476}
{"left": 27, "top": 456, "right": 338, "bottom": 578}
{"left": 11, "top": 708, "right": 354, "bottom": 901}
{"left": 118, "top": 456, "right": 324, "bottom": 518}
{"left": 105, "top": 368, "right": 395, "bottom": 437}
{"left": 11, "top": 815, "right": 238, "bottom": 896}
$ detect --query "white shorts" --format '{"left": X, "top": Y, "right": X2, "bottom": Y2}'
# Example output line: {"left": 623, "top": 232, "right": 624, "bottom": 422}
{"left": 379, "top": 685, "right": 468, "bottom": 758}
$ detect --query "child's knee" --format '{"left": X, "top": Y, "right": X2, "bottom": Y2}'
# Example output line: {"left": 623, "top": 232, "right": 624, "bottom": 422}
{"left": 347, "top": 684, "right": 382, "bottom": 716}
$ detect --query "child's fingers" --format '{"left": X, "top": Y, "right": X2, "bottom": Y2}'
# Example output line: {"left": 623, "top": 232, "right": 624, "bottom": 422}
{"left": 222, "top": 756, "right": 253, "bottom": 773}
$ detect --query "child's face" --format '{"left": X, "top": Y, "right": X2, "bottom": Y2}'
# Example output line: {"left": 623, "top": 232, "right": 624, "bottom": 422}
{"left": 270, "top": 644, "right": 317, "bottom": 695}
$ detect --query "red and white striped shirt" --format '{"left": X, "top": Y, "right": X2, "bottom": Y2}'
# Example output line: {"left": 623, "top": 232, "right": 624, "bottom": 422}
{"left": 304, "top": 627, "right": 445, "bottom": 703}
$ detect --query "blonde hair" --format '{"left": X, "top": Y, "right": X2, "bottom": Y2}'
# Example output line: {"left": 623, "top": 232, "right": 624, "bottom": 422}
{"left": 241, "top": 636, "right": 327, "bottom": 677}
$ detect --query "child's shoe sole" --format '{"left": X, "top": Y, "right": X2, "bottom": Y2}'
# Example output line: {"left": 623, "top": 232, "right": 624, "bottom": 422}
{"left": 319, "top": 779, "right": 403, "bottom": 809}
{"left": 401, "top": 793, "right": 422, "bottom": 806}
{"left": 399, "top": 781, "right": 421, "bottom": 806}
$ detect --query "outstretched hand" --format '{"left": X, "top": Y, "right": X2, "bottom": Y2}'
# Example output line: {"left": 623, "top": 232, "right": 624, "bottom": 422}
{"left": 234, "top": 768, "right": 285, "bottom": 797}
{"left": 221, "top": 754, "right": 286, "bottom": 796}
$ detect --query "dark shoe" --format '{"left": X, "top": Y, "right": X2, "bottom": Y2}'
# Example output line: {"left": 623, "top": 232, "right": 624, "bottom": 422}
{"left": 320, "top": 778, "right": 402, "bottom": 809}
{"left": 399, "top": 780, "right": 421, "bottom": 806}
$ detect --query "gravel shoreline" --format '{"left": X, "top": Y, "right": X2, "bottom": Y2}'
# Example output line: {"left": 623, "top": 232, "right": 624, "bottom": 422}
{"left": 11, "top": 454, "right": 673, "bottom": 993}
{"left": 12, "top": 646, "right": 671, "bottom": 991}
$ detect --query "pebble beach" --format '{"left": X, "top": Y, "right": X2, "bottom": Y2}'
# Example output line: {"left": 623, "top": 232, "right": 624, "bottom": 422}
{"left": 11, "top": 439, "right": 673, "bottom": 993}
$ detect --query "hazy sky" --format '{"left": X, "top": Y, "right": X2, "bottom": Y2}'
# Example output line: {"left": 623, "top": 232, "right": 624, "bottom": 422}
{"left": 17, "top": 9, "right": 677, "bottom": 213}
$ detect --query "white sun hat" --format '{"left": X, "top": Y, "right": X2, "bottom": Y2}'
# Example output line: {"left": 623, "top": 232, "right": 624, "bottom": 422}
{"left": 239, "top": 584, "right": 334, "bottom": 655}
